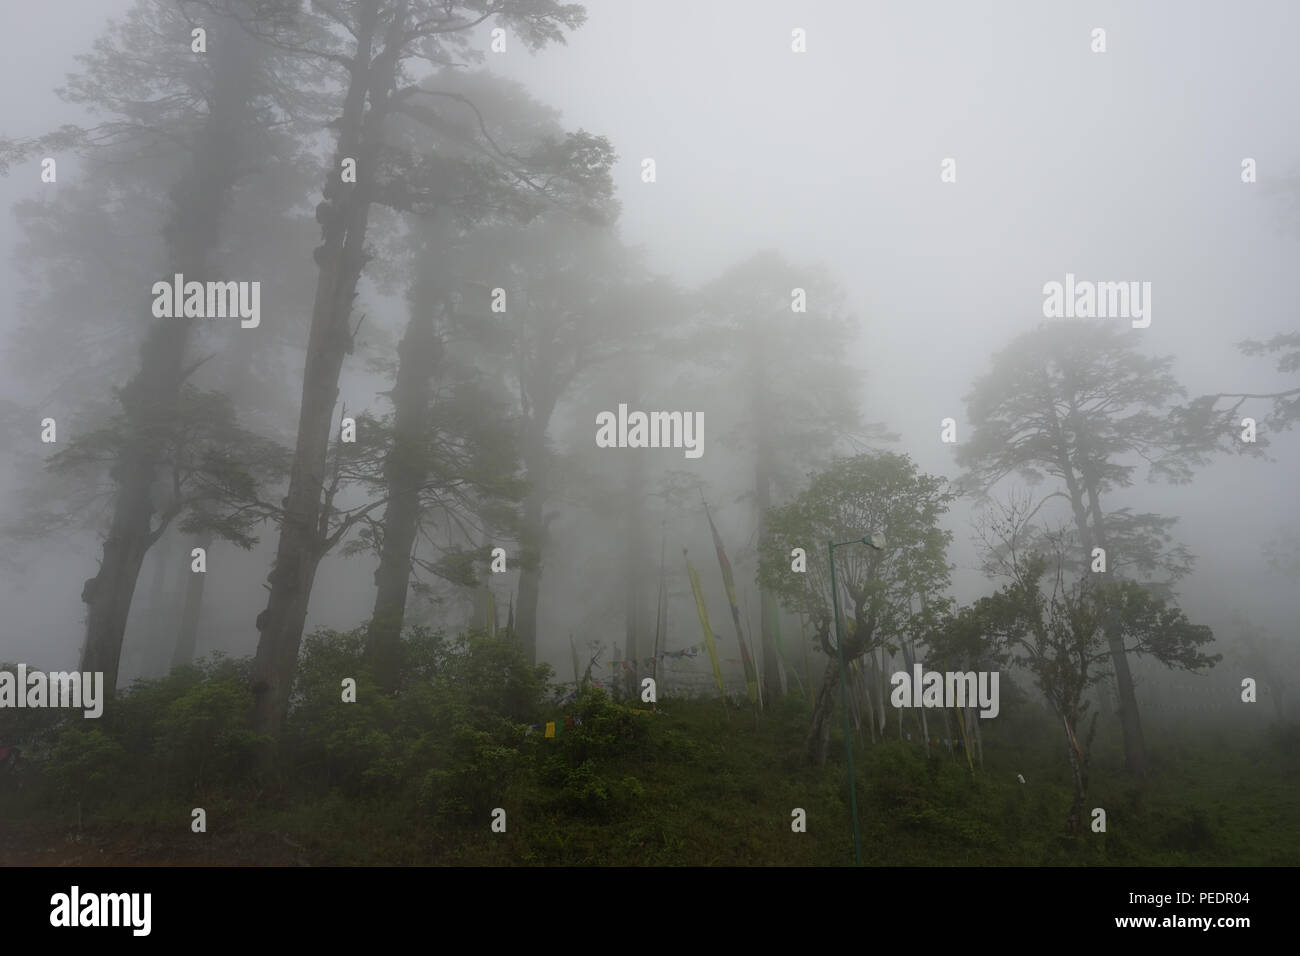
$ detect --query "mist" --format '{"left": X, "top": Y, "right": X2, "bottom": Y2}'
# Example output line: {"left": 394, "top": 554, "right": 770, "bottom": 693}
{"left": 0, "top": 0, "right": 1295, "bottom": 879}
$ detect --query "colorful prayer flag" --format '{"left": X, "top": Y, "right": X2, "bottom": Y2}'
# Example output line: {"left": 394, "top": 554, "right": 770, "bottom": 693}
{"left": 704, "top": 503, "right": 759, "bottom": 707}
{"left": 686, "top": 552, "right": 725, "bottom": 698}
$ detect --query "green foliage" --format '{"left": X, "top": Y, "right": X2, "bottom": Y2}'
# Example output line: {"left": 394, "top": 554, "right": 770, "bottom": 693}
{"left": 556, "top": 760, "right": 644, "bottom": 815}
{"left": 35, "top": 655, "right": 265, "bottom": 805}
{"left": 0, "top": 662, "right": 68, "bottom": 749}
{"left": 336, "top": 372, "right": 528, "bottom": 579}
{"left": 958, "top": 319, "right": 1238, "bottom": 491}
{"left": 152, "top": 679, "right": 261, "bottom": 791}
{"left": 1110, "top": 580, "right": 1219, "bottom": 670}
{"left": 524, "top": 688, "right": 652, "bottom": 818}
{"left": 7, "top": 646, "right": 1296, "bottom": 867}
{"left": 47, "top": 727, "right": 125, "bottom": 804}
{"left": 6, "top": 686, "right": 1297, "bottom": 865}
{"left": 420, "top": 729, "right": 520, "bottom": 820}
{"left": 43, "top": 386, "right": 287, "bottom": 550}
{"left": 560, "top": 687, "right": 651, "bottom": 765}
{"left": 287, "top": 625, "right": 550, "bottom": 808}
{"left": 759, "top": 451, "right": 954, "bottom": 650}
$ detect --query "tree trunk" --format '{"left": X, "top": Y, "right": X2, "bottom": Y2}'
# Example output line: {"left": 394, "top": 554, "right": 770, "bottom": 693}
{"left": 742, "top": 316, "right": 782, "bottom": 702}
{"left": 81, "top": 450, "right": 163, "bottom": 698}
{"left": 364, "top": 298, "right": 442, "bottom": 692}
{"left": 1063, "top": 712, "right": 1092, "bottom": 833}
{"left": 143, "top": 538, "right": 171, "bottom": 671}
{"left": 873, "top": 647, "right": 887, "bottom": 737}
{"left": 1056, "top": 391, "right": 1148, "bottom": 778}
{"left": 806, "top": 653, "right": 840, "bottom": 766}
{"left": 805, "top": 612, "right": 870, "bottom": 765}
{"left": 623, "top": 583, "right": 639, "bottom": 699}
{"left": 1066, "top": 736, "right": 1086, "bottom": 834}
{"left": 860, "top": 664, "right": 876, "bottom": 744}
{"left": 172, "top": 530, "right": 214, "bottom": 669}
{"left": 251, "top": 2, "right": 385, "bottom": 740}
{"left": 755, "top": 445, "right": 782, "bottom": 703}
{"left": 623, "top": 453, "right": 648, "bottom": 699}
{"left": 1081, "top": 473, "right": 1149, "bottom": 777}
{"left": 513, "top": 374, "right": 561, "bottom": 665}
{"left": 514, "top": 422, "right": 548, "bottom": 666}
{"left": 515, "top": 528, "right": 542, "bottom": 665}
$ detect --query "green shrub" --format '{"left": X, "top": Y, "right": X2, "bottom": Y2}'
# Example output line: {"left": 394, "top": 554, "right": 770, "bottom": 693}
{"left": 47, "top": 726, "right": 125, "bottom": 804}
{"left": 288, "top": 626, "right": 547, "bottom": 803}
{"left": 153, "top": 677, "right": 261, "bottom": 792}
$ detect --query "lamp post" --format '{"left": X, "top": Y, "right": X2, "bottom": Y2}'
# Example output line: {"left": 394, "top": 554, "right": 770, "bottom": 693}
{"left": 828, "top": 532, "right": 885, "bottom": 867}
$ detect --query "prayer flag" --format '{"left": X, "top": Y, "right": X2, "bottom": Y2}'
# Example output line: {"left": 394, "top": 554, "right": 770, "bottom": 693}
{"left": 686, "top": 552, "right": 725, "bottom": 698}
{"left": 704, "top": 503, "right": 759, "bottom": 707}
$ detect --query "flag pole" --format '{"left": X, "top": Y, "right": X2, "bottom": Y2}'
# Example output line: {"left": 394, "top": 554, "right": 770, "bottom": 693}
{"left": 700, "top": 492, "right": 760, "bottom": 716}
{"left": 744, "top": 586, "right": 762, "bottom": 731}
{"left": 685, "top": 548, "right": 728, "bottom": 720}
{"left": 652, "top": 521, "right": 666, "bottom": 711}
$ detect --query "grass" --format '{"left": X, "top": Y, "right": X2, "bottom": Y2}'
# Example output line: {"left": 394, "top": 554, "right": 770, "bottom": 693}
{"left": 2, "top": 692, "right": 1296, "bottom": 866}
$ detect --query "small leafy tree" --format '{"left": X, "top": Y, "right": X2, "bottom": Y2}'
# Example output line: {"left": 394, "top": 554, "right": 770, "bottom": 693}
{"left": 971, "top": 494, "right": 1217, "bottom": 831}
{"left": 759, "top": 452, "right": 953, "bottom": 764}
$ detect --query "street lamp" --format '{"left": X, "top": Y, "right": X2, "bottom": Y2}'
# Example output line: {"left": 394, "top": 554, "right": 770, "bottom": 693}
{"left": 828, "top": 532, "right": 885, "bottom": 867}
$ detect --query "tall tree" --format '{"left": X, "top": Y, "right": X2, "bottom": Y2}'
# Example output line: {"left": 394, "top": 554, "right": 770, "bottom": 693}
{"left": 0, "top": 0, "right": 296, "bottom": 698}
{"left": 692, "top": 252, "right": 874, "bottom": 701}
{"left": 167, "top": 97, "right": 321, "bottom": 669}
{"left": 447, "top": 217, "right": 666, "bottom": 665}
{"left": 355, "top": 280, "right": 526, "bottom": 690}
{"left": 355, "top": 68, "right": 616, "bottom": 688}
{"left": 957, "top": 319, "right": 1235, "bottom": 776}
{"left": 619, "top": 359, "right": 651, "bottom": 698}
{"left": 245, "top": 2, "right": 592, "bottom": 737}
{"left": 3, "top": 6, "right": 319, "bottom": 678}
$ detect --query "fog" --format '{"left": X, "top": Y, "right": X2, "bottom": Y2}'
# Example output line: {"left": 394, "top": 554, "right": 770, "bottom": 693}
{"left": 0, "top": 0, "right": 1296, "bottom": 870}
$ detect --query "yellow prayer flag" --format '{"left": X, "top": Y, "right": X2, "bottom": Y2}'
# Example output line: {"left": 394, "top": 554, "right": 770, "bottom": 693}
{"left": 687, "top": 555, "right": 725, "bottom": 698}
